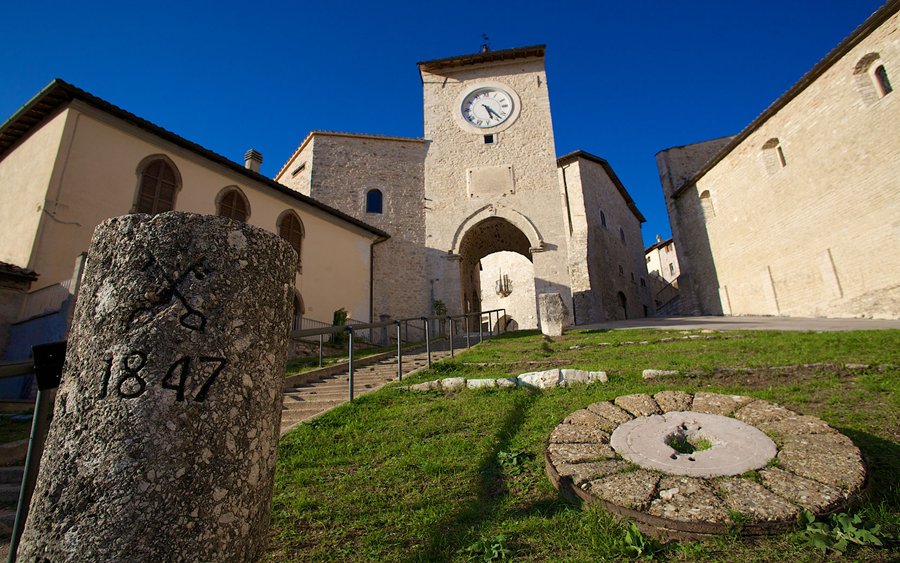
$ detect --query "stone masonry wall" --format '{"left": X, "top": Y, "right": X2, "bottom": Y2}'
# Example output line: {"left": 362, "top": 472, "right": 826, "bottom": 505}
{"left": 422, "top": 56, "right": 573, "bottom": 321}
{"left": 280, "top": 133, "right": 428, "bottom": 321}
{"left": 656, "top": 137, "right": 733, "bottom": 316}
{"left": 563, "top": 158, "right": 652, "bottom": 321}
{"left": 672, "top": 11, "right": 900, "bottom": 319}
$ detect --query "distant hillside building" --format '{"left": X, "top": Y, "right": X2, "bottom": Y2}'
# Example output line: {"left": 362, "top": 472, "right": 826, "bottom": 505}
{"left": 645, "top": 235, "right": 680, "bottom": 286}
{"left": 657, "top": 2, "right": 899, "bottom": 319}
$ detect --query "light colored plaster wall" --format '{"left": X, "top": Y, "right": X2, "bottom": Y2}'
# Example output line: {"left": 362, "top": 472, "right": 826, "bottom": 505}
{"left": 279, "top": 133, "right": 428, "bottom": 321}
{"left": 657, "top": 137, "right": 734, "bottom": 315}
{"left": 569, "top": 159, "right": 651, "bottom": 320}
{"left": 0, "top": 109, "right": 68, "bottom": 269}
{"left": 422, "top": 57, "right": 572, "bottom": 320}
{"left": 27, "top": 105, "right": 375, "bottom": 322}
{"left": 689, "top": 13, "right": 900, "bottom": 319}
{"left": 646, "top": 241, "right": 680, "bottom": 283}
{"left": 479, "top": 251, "right": 538, "bottom": 329}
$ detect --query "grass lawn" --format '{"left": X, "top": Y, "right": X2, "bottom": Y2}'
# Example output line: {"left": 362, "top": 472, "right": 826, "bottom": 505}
{"left": 267, "top": 328, "right": 900, "bottom": 561}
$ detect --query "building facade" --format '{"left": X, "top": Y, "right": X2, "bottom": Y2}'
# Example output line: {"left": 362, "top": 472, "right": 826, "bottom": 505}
{"left": 645, "top": 236, "right": 680, "bottom": 286}
{"left": 657, "top": 2, "right": 899, "bottom": 319}
{"left": 0, "top": 80, "right": 388, "bottom": 357}
{"left": 278, "top": 46, "right": 652, "bottom": 328}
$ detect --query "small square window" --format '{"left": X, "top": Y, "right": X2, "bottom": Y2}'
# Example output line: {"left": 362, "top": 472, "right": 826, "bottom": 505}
{"left": 484, "top": 134, "right": 494, "bottom": 144}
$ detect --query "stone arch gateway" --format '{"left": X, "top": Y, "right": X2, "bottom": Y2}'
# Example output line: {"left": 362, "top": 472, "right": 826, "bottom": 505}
{"left": 457, "top": 216, "right": 534, "bottom": 317}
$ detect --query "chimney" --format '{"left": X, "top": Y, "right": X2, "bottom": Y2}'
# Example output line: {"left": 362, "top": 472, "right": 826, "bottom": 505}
{"left": 244, "top": 149, "right": 263, "bottom": 173}
{"left": 656, "top": 234, "right": 662, "bottom": 243}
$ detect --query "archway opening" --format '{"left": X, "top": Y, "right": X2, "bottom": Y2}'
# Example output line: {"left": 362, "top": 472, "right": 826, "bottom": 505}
{"left": 457, "top": 217, "right": 535, "bottom": 328}
{"left": 479, "top": 251, "right": 537, "bottom": 330}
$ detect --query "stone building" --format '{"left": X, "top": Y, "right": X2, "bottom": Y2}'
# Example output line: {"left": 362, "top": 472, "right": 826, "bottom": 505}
{"left": 0, "top": 79, "right": 388, "bottom": 359}
{"left": 278, "top": 46, "right": 652, "bottom": 328}
{"left": 645, "top": 235, "right": 680, "bottom": 285}
{"left": 658, "top": 2, "right": 899, "bottom": 319}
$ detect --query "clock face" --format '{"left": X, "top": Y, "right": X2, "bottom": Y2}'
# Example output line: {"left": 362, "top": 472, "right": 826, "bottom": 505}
{"left": 461, "top": 87, "right": 514, "bottom": 128}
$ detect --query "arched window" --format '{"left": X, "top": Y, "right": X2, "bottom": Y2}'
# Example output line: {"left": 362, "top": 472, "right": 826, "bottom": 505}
{"left": 874, "top": 64, "right": 893, "bottom": 97}
{"left": 216, "top": 187, "right": 250, "bottom": 222}
{"left": 366, "top": 189, "right": 383, "bottom": 214}
{"left": 278, "top": 211, "right": 304, "bottom": 272}
{"left": 619, "top": 227, "right": 626, "bottom": 243}
{"left": 762, "top": 138, "right": 786, "bottom": 173}
{"left": 699, "top": 190, "right": 716, "bottom": 218}
{"left": 854, "top": 53, "right": 893, "bottom": 104}
{"left": 135, "top": 156, "right": 180, "bottom": 214}
{"left": 600, "top": 210, "right": 607, "bottom": 228}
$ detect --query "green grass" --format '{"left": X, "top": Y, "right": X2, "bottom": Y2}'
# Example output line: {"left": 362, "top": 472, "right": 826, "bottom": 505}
{"left": 267, "top": 328, "right": 900, "bottom": 562}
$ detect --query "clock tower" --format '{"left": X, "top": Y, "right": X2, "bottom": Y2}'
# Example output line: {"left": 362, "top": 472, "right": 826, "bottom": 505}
{"left": 418, "top": 45, "right": 573, "bottom": 326}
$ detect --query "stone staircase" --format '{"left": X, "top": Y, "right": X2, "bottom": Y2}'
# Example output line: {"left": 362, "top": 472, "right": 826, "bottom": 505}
{"left": 280, "top": 343, "right": 457, "bottom": 435}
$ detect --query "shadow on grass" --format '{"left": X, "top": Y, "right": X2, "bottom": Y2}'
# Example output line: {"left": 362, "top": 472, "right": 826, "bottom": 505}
{"left": 412, "top": 391, "right": 538, "bottom": 561}
{"left": 491, "top": 329, "right": 543, "bottom": 341}
{"left": 840, "top": 427, "right": 900, "bottom": 509}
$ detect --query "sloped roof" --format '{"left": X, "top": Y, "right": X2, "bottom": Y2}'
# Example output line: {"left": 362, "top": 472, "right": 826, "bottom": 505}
{"left": 672, "top": 0, "right": 899, "bottom": 196}
{"left": 0, "top": 262, "right": 38, "bottom": 282}
{"left": 0, "top": 79, "right": 389, "bottom": 240}
{"left": 558, "top": 150, "right": 646, "bottom": 223}
{"left": 418, "top": 45, "right": 545, "bottom": 73}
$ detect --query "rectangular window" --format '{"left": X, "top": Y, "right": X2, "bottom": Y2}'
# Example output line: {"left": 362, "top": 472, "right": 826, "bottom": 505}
{"left": 484, "top": 134, "right": 494, "bottom": 144}
{"left": 291, "top": 162, "right": 307, "bottom": 176}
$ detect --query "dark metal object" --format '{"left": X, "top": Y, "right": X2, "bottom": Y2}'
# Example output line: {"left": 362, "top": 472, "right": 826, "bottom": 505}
{"left": 395, "top": 321, "right": 402, "bottom": 381}
{"left": 8, "top": 341, "right": 67, "bottom": 563}
{"left": 449, "top": 318, "right": 455, "bottom": 358}
{"left": 423, "top": 318, "right": 431, "bottom": 368}
{"left": 347, "top": 327, "right": 354, "bottom": 402}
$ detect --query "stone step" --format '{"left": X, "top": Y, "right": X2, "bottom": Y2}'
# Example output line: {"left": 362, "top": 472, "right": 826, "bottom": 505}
{"left": 282, "top": 399, "right": 344, "bottom": 412}
{"left": 0, "top": 467, "right": 23, "bottom": 485}
{"left": 0, "top": 484, "right": 20, "bottom": 505}
{"left": 0, "top": 509, "right": 14, "bottom": 540}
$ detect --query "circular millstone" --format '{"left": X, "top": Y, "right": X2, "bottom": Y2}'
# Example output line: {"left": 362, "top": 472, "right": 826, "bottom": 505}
{"left": 610, "top": 411, "right": 777, "bottom": 478}
{"left": 544, "top": 391, "right": 867, "bottom": 541}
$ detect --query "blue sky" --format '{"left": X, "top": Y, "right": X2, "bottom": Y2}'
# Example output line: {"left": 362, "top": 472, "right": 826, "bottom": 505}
{"left": 1, "top": 0, "right": 886, "bottom": 247}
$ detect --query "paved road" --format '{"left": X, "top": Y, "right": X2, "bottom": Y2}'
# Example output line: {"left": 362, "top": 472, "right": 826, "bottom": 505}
{"left": 576, "top": 315, "right": 900, "bottom": 332}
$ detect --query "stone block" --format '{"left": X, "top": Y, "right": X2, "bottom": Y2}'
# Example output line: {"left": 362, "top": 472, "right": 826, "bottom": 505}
{"left": 441, "top": 377, "right": 466, "bottom": 391}
{"left": 560, "top": 369, "right": 607, "bottom": 386}
{"left": 537, "top": 292, "right": 568, "bottom": 336}
{"left": 641, "top": 369, "right": 678, "bottom": 379}
{"left": 466, "top": 378, "right": 496, "bottom": 389}
{"left": 495, "top": 377, "right": 518, "bottom": 389}
{"left": 517, "top": 369, "right": 561, "bottom": 389}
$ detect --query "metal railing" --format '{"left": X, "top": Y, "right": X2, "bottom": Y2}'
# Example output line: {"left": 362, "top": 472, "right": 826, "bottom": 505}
{"left": 0, "top": 342, "right": 65, "bottom": 563}
{"left": 288, "top": 308, "right": 507, "bottom": 402}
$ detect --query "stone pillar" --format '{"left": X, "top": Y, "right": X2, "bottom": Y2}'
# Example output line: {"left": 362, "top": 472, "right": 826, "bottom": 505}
{"left": 19, "top": 212, "right": 296, "bottom": 562}
{"left": 538, "top": 292, "right": 568, "bottom": 337}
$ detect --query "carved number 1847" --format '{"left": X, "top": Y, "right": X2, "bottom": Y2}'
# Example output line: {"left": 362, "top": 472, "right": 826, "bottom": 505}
{"left": 99, "top": 352, "right": 226, "bottom": 402}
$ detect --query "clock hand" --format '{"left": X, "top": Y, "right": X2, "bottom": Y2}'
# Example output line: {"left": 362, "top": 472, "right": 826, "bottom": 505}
{"left": 483, "top": 105, "right": 501, "bottom": 119}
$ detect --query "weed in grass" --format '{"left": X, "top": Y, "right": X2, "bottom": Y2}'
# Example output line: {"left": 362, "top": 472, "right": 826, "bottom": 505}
{"left": 613, "top": 522, "right": 662, "bottom": 560}
{"left": 460, "top": 533, "right": 514, "bottom": 561}
{"left": 794, "top": 510, "right": 888, "bottom": 555}
{"left": 496, "top": 450, "right": 531, "bottom": 476}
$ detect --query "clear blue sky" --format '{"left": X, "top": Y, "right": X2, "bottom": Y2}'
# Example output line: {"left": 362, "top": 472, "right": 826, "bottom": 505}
{"left": 1, "top": 0, "right": 886, "bottom": 247}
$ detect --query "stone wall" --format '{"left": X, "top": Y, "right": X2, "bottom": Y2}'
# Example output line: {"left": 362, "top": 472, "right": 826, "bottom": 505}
{"left": 560, "top": 156, "right": 652, "bottom": 322}
{"left": 278, "top": 133, "right": 429, "bottom": 321}
{"left": 422, "top": 54, "right": 573, "bottom": 322}
{"left": 657, "top": 138, "right": 736, "bottom": 316}
{"left": 662, "top": 10, "right": 900, "bottom": 319}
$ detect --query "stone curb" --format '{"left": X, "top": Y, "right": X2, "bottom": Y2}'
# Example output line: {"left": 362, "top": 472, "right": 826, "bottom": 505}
{"left": 403, "top": 368, "right": 608, "bottom": 392}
